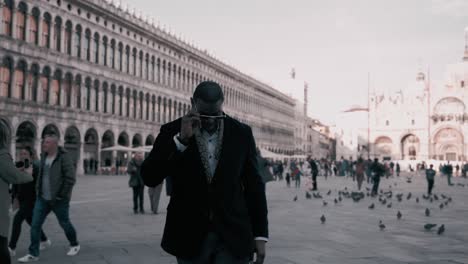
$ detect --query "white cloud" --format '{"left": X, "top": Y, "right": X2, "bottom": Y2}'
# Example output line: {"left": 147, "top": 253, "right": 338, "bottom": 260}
{"left": 430, "top": 0, "right": 468, "bottom": 17}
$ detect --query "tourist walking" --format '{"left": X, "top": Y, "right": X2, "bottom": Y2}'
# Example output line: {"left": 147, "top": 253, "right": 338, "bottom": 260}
{"left": 8, "top": 147, "right": 50, "bottom": 257}
{"left": 18, "top": 134, "right": 80, "bottom": 262}
{"left": 0, "top": 121, "right": 33, "bottom": 264}
{"left": 127, "top": 152, "right": 145, "bottom": 214}
{"left": 425, "top": 164, "right": 436, "bottom": 195}
{"left": 309, "top": 158, "right": 318, "bottom": 190}
{"left": 355, "top": 157, "right": 365, "bottom": 191}
{"left": 370, "top": 158, "right": 385, "bottom": 196}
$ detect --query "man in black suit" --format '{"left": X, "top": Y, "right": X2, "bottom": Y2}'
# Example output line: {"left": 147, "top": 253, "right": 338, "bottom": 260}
{"left": 141, "top": 81, "right": 268, "bottom": 264}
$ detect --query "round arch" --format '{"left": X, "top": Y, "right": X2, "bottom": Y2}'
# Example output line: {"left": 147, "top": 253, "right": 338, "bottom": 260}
{"left": 64, "top": 126, "right": 81, "bottom": 168}
{"left": 15, "top": 121, "right": 36, "bottom": 158}
{"left": 433, "top": 127, "right": 464, "bottom": 161}
{"left": 132, "top": 133, "right": 143, "bottom": 147}
{"left": 83, "top": 128, "right": 99, "bottom": 174}
{"left": 401, "top": 134, "right": 420, "bottom": 160}
{"left": 101, "top": 130, "right": 114, "bottom": 167}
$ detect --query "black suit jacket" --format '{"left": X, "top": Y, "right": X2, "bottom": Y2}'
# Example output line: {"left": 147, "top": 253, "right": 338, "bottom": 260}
{"left": 141, "top": 116, "right": 268, "bottom": 259}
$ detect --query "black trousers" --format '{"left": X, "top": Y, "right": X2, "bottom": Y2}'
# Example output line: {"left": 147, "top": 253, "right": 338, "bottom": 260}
{"left": 372, "top": 177, "right": 380, "bottom": 195}
{"left": 312, "top": 173, "right": 318, "bottom": 190}
{"left": 0, "top": 235, "right": 10, "bottom": 264}
{"left": 427, "top": 179, "right": 434, "bottom": 195}
{"left": 9, "top": 203, "right": 48, "bottom": 249}
{"left": 132, "top": 186, "right": 144, "bottom": 211}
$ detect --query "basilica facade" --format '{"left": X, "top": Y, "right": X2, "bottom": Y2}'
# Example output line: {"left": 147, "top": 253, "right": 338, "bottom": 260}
{"left": 369, "top": 35, "right": 468, "bottom": 161}
{"left": 336, "top": 31, "right": 468, "bottom": 162}
{"left": 0, "top": 0, "right": 296, "bottom": 175}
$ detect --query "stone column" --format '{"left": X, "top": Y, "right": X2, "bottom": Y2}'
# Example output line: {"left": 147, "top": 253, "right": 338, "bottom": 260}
{"left": 0, "top": 3, "right": 3, "bottom": 35}
{"left": 77, "top": 141, "right": 84, "bottom": 175}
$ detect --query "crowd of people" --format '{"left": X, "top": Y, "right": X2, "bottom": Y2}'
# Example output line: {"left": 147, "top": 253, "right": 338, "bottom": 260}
{"left": 268, "top": 156, "right": 467, "bottom": 197}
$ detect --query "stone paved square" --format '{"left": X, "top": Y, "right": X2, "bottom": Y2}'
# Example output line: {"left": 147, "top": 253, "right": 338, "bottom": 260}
{"left": 9, "top": 173, "right": 468, "bottom": 264}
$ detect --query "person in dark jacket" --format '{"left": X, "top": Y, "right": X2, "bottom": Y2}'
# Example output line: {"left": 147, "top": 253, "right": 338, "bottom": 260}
{"left": 127, "top": 152, "right": 145, "bottom": 214}
{"left": 141, "top": 81, "right": 268, "bottom": 264}
{"left": 370, "top": 158, "right": 385, "bottom": 196}
{"left": 308, "top": 158, "right": 318, "bottom": 190}
{"left": 18, "top": 134, "right": 80, "bottom": 262}
{"left": 8, "top": 147, "right": 50, "bottom": 257}
{"left": 0, "top": 121, "right": 33, "bottom": 264}
{"left": 425, "top": 164, "right": 436, "bottom": 195}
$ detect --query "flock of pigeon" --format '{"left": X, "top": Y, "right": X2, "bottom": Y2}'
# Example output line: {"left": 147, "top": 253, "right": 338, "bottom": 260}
{"left": 292, "top": 175, "right": 466, "bottom": 236}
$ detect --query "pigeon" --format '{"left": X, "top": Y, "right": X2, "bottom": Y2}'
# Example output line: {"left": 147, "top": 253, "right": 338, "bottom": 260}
{"left": 439, "top": 203, "right": 444, "bottom": 210}
{"left": 327, "top": 190, "right": 332, "bottom": 195}
{"left": 434, "top": 194, "right": 439, "bottom": 201}
{"left": 379, "top": 220, "right": 386, "bottom": 231}
{"left": 444, "top": 201, "right": 449, "bottom": 206}
{"left": 387, "top": 203, "right": 392, "bottom": 208}
{"left": 382, "top": 199, "right": 387, "bottom": 205}
{"left": 306, "top": 192, "right": 312, "bottom": 199}
{"left": 416, "top": 197, "right": 419, "bottom": 203}
{"left": 407, "top": 192, "right": 412, "bottom": 200}
{"left": 338, "top": 196, "right": 342, "bottom": 202}
{"left": 397, "top": 211, "right": 402, "bottom": 219}
{"left": 437, "top": 224, "right": 445, "bottom": 235}
{"left": 425, "top": 208, "right": 430, "bottom": 217}
{"left": 334, "top": 198, "right": 338, "bottom": 204}
{"left": 323, "top": 200, "right": 328, "bottom": 206}
{"left": 320, "top": 214, "right": 326, "bottom": 224}
{"left": 448, "top": 197, "right": 452, "bottom": 203}
{"left": 366, "top": 187, "right": 370, "bottom": 191}
{"left": 293, "top": 196, "right": 298, "bottom": 202}
{"left": 369, "top": 203, "right": 375, "bottom": 209}
{"left": 441, "top": 194, "right": 447, "bottom": 199}
{"left": 424, "top": 223, "right": 437, "bottom": 231}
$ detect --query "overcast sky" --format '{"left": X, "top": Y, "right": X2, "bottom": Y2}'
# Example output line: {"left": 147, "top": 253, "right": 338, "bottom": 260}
{"left": 126, "top": 0, "right": 468, "bottom": 124}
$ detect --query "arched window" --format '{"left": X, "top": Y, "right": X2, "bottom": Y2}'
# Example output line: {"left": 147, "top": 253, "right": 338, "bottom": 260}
{"left": 28, "top": 64, "right": 40, "bottom": 101}
{"left": 16, "top": 3, "right": 27, "bottom": 40}
{"left": 64, "top": 21, "right": 72, "bottom": 55}
{"left": 157, "top": 58, "right": 161, "bottom": 83}
{"left": 41, "top": 13, "right": 52, "bottom": 48}
{"left": 40, "top": 67, "right": 50, "bottom": 103}
{"left": 51, "top": 70, "right": 61, "bottom": 105}
{"left": 131, "top": 49, "right": 137, "bottom": 76}
{"left": 110, "top": 85, "right": 116, "bottom": 114}
{"left": 13, "top": 61, "right": 27, "bottom": 99}
{"left": 73, "top": 25, "right": 81, "bottom": 58}
{"left": 125, "top": 46, "right": 130, "bottom": 73}
{"left": 29, "top": 8, "right": 40, "bottom": 44}
{"left": 1, "top": 0, "right": 13, "bottom": 36}
{"left": 150, "top": 56, "right": 155, "bottom": 82}
{"left": 63, "top": 73, "right": 72, "bottom": 107}
{"left": 85, "top": 78, "right": 91, "bottom": 110}
{"left": 53, "top": 17, "right": 62, "bottom": 51}
{"left": 93, "top": 33, "right": 100, "bottom": 64}
{"left": 117, "top": 43, "right": 123, "bottom": 71}
{"left": 85, "top": 29, "right": 91, "bottom": 61}
{"left": 167, "top": 62, "right": 171, "bottom": 87}
{"left": 94, "top": 80, "right": 99, "bottom": 112}
{"left": 75, "top": 76, "right": 81, "bottom": 109}
{"left": 103, "top": 83, "right": 108, "bottom": 113}
{"left": 110, "top": 40, "right": 115, "bottom": 69}
{"left": 0, "top": 57, "right": 13, "bottom": 97}
{"left": 138, "top": 51, "right": 143, "bottom": 78}
{"left": 118, "top": 87, "right": 123, "bottom": 116}
{"left": 144, "top": 53, "right": 149, "bottom": 80}
{"left": 102, "top": 37, "right": 107, "bottom": 66}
